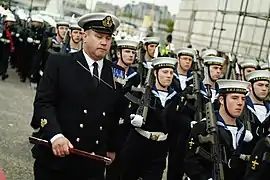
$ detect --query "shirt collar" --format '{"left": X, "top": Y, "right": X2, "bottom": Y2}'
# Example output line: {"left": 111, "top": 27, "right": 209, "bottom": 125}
{"left": 83, "top": 50, "right": 104, "bottom": 69}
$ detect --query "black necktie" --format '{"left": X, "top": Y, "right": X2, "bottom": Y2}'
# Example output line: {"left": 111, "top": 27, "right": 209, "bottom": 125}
{"left": 93, "top": 62, "right": 99, "bottom": 87}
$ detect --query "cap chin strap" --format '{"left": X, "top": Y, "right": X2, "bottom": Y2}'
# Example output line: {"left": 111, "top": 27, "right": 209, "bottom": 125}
{"left": 146, "top": 45, "right": 154, "bottom": 59}
{"left": 224, "top": 95, "right": 238, "bottom": 119}
{"left": 251, "top": 83, "right": 265, "bottom": 101}
{"left": 207, "top": 65, "right": 215, "bottom": 83}
{"left": 243, "top": 69, "right": 247, "bottom": 81}
{"left": 120, "top": 50, "right": 129, "bottom": 67}
{"left": 156, "top": 69, "right": 167, "bottom": 89}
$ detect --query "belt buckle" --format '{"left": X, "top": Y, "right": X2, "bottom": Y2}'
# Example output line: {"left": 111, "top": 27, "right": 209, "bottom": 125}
{"left": 150, "top": 134, "right": 159, "bottom": 141}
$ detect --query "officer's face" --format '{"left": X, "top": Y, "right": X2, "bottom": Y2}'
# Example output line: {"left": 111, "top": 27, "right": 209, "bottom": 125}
{"left": 6, "top": 21, "right": 14, "bottom": 27}
{"left": 220, "top": 93, "right": 246, "bottom": 118}
{"left": 70, "top": 30, "right": 82, "bottom": 43}
{"left": 178, "top": 55, "right": 192, "bottom": 71}
{"left": 145, "top": 43, "right": 158, "bottom": 57}
{"left": 155, "top": 68, "right": 174, "bottom": 87}
{"left": 57, "top": 26, "right": 68, "bottom": 39}
{"left": 82, "top": 30, "right": 112, "bottom": 60}
{"left": 252, "top": 80, "right": 269, "bottom": 100}
{"left": 32, "top": 21, "right": 42, "bottom": 28}
{"left": 209, "top": 65, "right": 222, "bottom": 81}
{"left": 117, "top": 49, "right": 136, "bottom": 66}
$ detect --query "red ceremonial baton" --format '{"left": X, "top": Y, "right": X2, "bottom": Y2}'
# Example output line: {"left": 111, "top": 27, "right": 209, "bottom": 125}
{"left": 29, "top": 136, "right": 112, "bottom": 163}
{"left": 0, "top": 167, "right": 6, "bottom": 180}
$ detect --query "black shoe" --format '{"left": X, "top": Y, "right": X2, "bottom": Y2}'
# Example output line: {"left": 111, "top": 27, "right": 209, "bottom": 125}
{"left": 1, "top": 74, "right": 8, "bottom": 81}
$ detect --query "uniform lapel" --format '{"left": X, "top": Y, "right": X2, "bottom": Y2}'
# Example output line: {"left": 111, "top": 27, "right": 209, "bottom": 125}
{"left": 100, "top": 59, "right": 116, "bottom": 90}
{"left": 73, "top": 50, "right": 96, "bottom": 92}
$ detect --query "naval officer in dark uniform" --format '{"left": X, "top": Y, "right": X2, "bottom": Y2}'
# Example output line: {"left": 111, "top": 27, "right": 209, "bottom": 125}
{"left": 31, "top": 13, "right": 124, "bottom": 180}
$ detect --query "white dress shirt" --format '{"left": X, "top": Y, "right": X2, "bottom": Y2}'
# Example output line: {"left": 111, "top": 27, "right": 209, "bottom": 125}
{"left": 83, "top": 50, "right": 103, "bottom": 78}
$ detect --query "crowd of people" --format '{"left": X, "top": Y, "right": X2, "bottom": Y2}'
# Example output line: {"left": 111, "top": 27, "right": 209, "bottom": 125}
{"left": 1, "top": 4, "right": 270, "bottom": 180}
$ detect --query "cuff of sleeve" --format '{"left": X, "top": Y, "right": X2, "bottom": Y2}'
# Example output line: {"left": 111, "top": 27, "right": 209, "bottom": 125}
{"left": 50, "top": 133, "right": 64, "bottom": 143}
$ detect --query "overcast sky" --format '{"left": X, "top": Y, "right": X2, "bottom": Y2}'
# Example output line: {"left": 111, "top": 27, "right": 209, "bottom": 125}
{"left": 86, "top": 0, "right": 180, "bottom": 15}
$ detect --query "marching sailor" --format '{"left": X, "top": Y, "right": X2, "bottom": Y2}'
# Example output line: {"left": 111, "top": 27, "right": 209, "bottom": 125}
{"left": 185, "top": 79, "right": 252, "bottom": 180}
{"left": 120, "top": 57, "right": 178, "bottom": 180}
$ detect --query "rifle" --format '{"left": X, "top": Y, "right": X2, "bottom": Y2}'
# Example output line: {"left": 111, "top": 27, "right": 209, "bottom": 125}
{"left": 60, "top": 29, "right": 70, "bottom": 54}
{"left": 225, "top": 53, "right": 240, "bottom": 80}
{"left": 196, "top": 66, "right": 225, "bottom": 180}
{"left": 137, "top": 41, "right": 145, "bottom": 87}
{"left": 192, "top": 50, "right": 203, "bottom": 122}
{"left": 0, "top": 14, "right": 4, "bottom": 38}
{"left": 125, "top": 46, "right": 158, "bottom": 120}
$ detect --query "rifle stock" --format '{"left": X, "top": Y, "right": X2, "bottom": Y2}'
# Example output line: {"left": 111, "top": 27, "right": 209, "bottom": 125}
{"left": 198, "top": 87, "right": 225, "bottom": 180}
{"left": 136, "top": 68, "right": 154, "bottom": 120}
{"left": 198, "top": 64, "right": 225, "bottom": 180}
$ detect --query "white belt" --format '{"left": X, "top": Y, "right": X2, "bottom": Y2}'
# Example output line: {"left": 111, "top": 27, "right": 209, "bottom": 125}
{"left": 34, "top": 40, "right": 40, "bottom": 44}
{"left": 39, "top": 70, "right": 43, "bottom": 76}
{"left": 135, "top": 128, "right": 168, "bottom": 141}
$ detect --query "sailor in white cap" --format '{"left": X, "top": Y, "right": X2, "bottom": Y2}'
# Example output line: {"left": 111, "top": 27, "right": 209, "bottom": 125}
{"left": 240, "top": 70, "right": 270, "bottom": 156}
{"left": 54, "top": 20, "right": 69, "bottom": 45}
{"left": 167, "top": 47, "right": 196, "bottom": 180}
{"left": 106, "top": 39, "right": 140, "bottom": 180}
{"left": 142, "top": 36, "right": 160, "bottom": 63}
{"left": 29, "top": 20, "right": 70, "bottom": 86}
{"left": 0, "top": 13, "right": 16, "bottom": 81}
{"left": 203, "top": 56, "right": 225, "bottom": 102}
{"left": 201, "top": 48, "right": 218, "bottom": 58}
{"left": 19, "top": 14, "right": 45, "bottom": 82}
{"left": 115, "top": 39, "right": 140, "bottom": 87}
{"left": 238, "top": 58, "right": 258, "bottom": 81}
{"left": 31, "top": 12, "right": 125, "bottom": 180}
{"left": 67, "top": 24, "right": 83, "bottom": 53}
{"left": 121, "top": 57, "right": 178, "bottom": 180}
{"left": 185, "top": 79, "right": 252, "bottom": 180}
{"left": 137, "top": 36, "right": 160, "bottom": 85}
{"left": 173, "top": 47, "right": 195, "bottom": 92}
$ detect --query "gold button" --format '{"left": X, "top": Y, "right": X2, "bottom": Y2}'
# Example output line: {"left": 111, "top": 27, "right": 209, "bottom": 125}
{"left": 83, "top": 109, "right": 87, "bottom": 114}
{"left": 76, "top": 138, "right": 80, "bottom": 142}
{"left": 80, "top": 124, "right": 84, "bottom": 128}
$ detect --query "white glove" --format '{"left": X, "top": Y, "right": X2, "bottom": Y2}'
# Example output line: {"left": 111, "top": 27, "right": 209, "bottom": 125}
{"left": 190, "top": 121, "right": 197, "bottom": 128}
{"left": 130, "top": 114, "right": 144, "bottom": 127}
{"left": 30, "top": 83, "right": 37, "bottom": 90}
{"left": 244, "top": 130, "right": 253, "bottom": 142}
{"left": 15, "top": 33, "right": 20, "bottom": 37}
{"left": 27, "top": 37, "right": 33, "bottom": 43}
{"left": 34, "top": 40, "right": 40, "bottom": 44}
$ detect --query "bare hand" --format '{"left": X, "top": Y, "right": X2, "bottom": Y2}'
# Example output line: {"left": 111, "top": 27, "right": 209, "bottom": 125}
{"left": 52, "top": 137, "right": 73, "bottom": 157}
{"left": 106, "top": 152, "right": 116, "bottom": 165}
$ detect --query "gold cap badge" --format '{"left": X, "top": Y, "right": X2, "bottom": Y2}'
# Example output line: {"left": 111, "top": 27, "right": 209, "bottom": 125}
{"left": 102, "top": 16, "right": 113, "bottom": 28}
